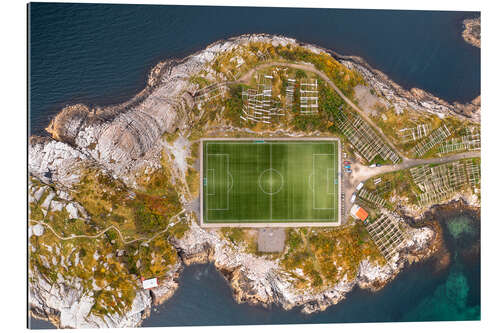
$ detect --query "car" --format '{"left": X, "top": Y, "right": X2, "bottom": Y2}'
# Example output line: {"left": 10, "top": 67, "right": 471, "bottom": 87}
{"left": 344, "top": 165, "right": 351, "bottom": 169}
{"left": 350, "top": 194, "right": 357, "bottom": 203}
{"left": 343, "top": 161, "right": 351, "bottom": 165}
{"left": 376, "top": 163, "right": 381, "bottom": 167}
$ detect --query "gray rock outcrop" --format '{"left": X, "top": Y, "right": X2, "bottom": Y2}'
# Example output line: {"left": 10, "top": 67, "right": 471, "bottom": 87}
{"left": 29, "top": 269, "right": 152, "bottom": 328}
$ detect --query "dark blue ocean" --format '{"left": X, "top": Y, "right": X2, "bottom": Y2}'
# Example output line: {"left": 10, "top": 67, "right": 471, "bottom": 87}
{"left": 28, "top": 3, "right": 479, "bottom": 136}
{"left": 28, "top": 3, "right": 480, "bottom": 328}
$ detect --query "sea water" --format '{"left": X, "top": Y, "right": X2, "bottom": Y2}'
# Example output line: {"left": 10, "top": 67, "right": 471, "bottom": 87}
{"left": 28, "top": 4, "right": 480, "bottom": 328}
{"left": 29, "top": 3, "right": 479, "bottom": 135}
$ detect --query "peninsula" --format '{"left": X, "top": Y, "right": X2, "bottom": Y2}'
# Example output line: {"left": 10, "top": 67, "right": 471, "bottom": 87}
{"left": 29, "top": 34, "right": 481, "bottom": 328}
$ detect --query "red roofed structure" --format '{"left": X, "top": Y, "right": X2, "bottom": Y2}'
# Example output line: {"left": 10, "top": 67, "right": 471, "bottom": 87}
{"left": 350, "top": 204, "right": 368, "bottom": 221}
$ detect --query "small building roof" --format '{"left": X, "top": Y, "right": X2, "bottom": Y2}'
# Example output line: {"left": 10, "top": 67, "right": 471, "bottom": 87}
{"left": 355, "top": 207, "right": 369, "bottom": 221}
{"left": 142, "top": 277, "right": 158, "bottom": 290}
{"left": 350, "top": 204, "right": 369, "bottom": 221}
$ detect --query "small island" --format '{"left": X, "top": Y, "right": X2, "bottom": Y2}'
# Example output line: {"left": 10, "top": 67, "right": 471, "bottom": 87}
{"left": 28, "top": 34, "right": 481, "bottom": 328}
{"left": 462, "top": 17, "right": 481, "bottom": 48}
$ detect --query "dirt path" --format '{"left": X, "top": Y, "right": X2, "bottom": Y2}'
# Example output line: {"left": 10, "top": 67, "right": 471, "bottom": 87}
{"left": 229, "top": 62, "right": 481, "bottom": 219}
{"left": 353, "top": 151, "right": 481, "bottom": 184}
{"left": 29, "top": 209, "right": 185, "bottom": 245}
{"left": 235, "top": 61, "right": 405, "bottom": 160}
{"left": 343, "top": 151, "right": 481, "bottom": 216}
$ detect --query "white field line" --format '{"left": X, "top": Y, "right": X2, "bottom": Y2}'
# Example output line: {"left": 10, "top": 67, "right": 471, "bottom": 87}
{"left": 313, "top": 154, "right": 336, "bottom": 210}
{"left": 327, "top": 168, "right": 335, "bottom": 194}
{"left": 270, "top": 143, "right": 272, "bottom": 221}
{"left": 206, "top": 154, "right": 229, "bottom": 211}
{"left": 206, "top": 142, "right": 335, "bottom": 145}
{"left": 204, "top": 218, "right": 336, "bottom": 222}
{"left": 204, "top": 141, "right": 339, "bottom": 222}
{"left": 227, "top": 154, "right": 230, "bottom": 207}
{"left": 207, "top": 169, "right": 215, "bottom": 195}
{"left": 227, "top": 172, "right": 234, "bottom": 192}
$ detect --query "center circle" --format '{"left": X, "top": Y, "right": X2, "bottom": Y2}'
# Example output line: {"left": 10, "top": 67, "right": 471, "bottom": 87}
{"left": 258, "top": 168, "right": 284, "bottom": 195}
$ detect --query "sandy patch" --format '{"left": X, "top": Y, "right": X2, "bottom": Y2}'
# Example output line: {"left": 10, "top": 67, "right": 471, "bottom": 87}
{"left": 169, "top": 136, "right": 191, "bottom": 176}
{"left": 354, "top": 85, "right": 387, "bottom": 116}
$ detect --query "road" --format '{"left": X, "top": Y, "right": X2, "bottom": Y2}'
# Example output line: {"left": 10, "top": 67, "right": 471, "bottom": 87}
{"left": 196, "top": 61, "right": 481, "bottom": 222}
{"left": 235, "top": 61, "right": 406, "bottom": 160}
{"left": 342, "top": 151, "right": 480, "bottom": 217}
{"left": 30, "top": 62, "right": 479, "bottom": 245}
{"left": 229, "top": 61, "right": 481, "bottom": 219}
{"left": 232, "top": 61, "right": 482, "bottom": 219}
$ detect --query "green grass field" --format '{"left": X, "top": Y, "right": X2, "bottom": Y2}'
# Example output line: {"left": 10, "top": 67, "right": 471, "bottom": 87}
{"left": 201, "top": 139, "right": 340, "bottom": 226}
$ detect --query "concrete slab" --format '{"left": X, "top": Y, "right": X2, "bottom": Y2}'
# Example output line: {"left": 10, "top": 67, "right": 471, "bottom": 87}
{"left": 258, "top": 228, "right": 285, "bottom": 252}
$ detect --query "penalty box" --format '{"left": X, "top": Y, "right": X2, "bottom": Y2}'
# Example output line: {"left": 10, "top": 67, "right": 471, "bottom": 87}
{"left": 200, "top": 137, "right": 342, "bottom": 227}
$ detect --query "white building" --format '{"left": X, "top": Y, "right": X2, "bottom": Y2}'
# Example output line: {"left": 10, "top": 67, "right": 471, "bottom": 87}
{"left": 142, "top": 277, "right": 158, "bottom": 290}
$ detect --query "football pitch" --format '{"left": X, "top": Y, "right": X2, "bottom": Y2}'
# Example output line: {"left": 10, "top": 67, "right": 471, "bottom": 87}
{"left": 200, "top": 138, "right": 341, "bottom": 227}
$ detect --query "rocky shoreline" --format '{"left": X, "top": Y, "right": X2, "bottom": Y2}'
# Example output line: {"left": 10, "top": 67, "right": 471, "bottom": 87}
{"left": 37, "top": 33, "right": 482, "bottom": 187}
{"left": 330, "top": 51, "right": 480, "bottom": 122}
{"left": 29, "top": 34, "right": 479, "bottom": 328}
{"left": 405, "top": 199, "right": 480, "bottom": 272}
{"left": 167, "top": 216, "right": 437, "bottom": 315}
{"left": 462, "top": 17, "right": 481, "bottom": 48}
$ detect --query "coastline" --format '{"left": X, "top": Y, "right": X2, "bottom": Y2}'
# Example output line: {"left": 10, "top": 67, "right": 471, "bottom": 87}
{"left": 37, "top": 34, "right": 481, "bottom": 186}
{"left": 47, "top": 33, "right": 481, "bottom": 143}
{"left": 462, "top": 17, "right": 481, "bottom": 48}
{"left": 165, "top": 197, "right": 479, "bottom": 316}
{"left": 169, "top": 216, "right": 436, "bottom": 315}
{"left": 30, "top": 198, "right": 469, "bottom": 328}
{"left": 28, "top": 34, "right": 480, "bottom": 328}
